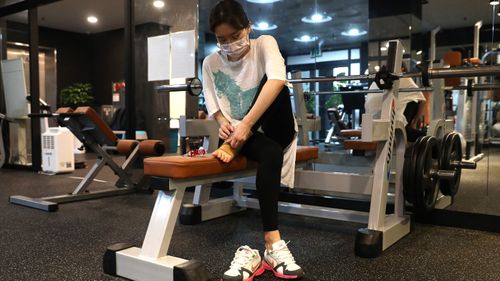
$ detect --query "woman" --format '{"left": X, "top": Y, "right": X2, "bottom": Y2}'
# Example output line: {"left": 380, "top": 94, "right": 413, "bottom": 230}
{"left": 202, "top": 0, "right": 304, "bottom": 280}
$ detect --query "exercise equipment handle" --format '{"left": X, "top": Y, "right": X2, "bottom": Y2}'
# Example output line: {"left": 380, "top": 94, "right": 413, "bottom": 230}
{"left": 28, "top": 113, "right": 56, "bottom": 118}
{"left": 156, "top": 77, "right": 202, "bottom": 96}
{"left": 459, "top": 160, "right": 476, "bottom": 170}
{"left": 435, "top": 170, "right": 457, "bottom": 181}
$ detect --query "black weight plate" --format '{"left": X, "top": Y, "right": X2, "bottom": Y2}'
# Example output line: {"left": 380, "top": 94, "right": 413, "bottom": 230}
{"left": 440, "top": 133, "right": 462, "bottom": 196}
{"left": 403, "top": 145, "right": 415, "bottom": 203}
{"left": 439, "top": 132, "right": 454, "bottom": 195}
{"left": 403, "top": 136, "right": 426, "bottom": 204}
{"left": 413, "top": 135, "right": 431, "bottom": 207}
{"left": 414, "top": 136, "right": 440, "bottom": 214}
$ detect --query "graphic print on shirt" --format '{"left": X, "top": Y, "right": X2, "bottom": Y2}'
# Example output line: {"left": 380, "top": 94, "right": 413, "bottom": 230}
{"left": 213, "top": 70, "right": 258, "bottom": 120}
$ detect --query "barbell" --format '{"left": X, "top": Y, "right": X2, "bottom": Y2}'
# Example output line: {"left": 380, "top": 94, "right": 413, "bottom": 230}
{"left": 287, "top": 65, "right": 500, "bottom": 85}
{"left": 303, "top": 83, "right": 500, "bottom": 97}
{"left": 156, "top": 77, "right": 202, "bottom": 96}
{"left": 156, "top": 64, "right": 500, "bottom": 97}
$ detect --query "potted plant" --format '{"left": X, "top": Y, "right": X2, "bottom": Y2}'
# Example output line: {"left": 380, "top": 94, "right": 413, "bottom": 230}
{"left": 60, "top": 83, "right": 94, "bottom": 108}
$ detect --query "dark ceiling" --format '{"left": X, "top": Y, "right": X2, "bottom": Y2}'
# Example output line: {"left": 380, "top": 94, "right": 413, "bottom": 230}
{"left": 2, "top": 0, "right": 499, "bottom": 56}
{"left": 199, "top": 0, "right": 368, "bottom": 56}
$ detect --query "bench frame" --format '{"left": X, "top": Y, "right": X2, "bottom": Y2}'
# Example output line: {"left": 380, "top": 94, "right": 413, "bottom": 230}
{"left": 9, "top": 108, "right": 151, "bottom": 212}
{"left": 103, "top": 40, "right": 417, "bottom": 281}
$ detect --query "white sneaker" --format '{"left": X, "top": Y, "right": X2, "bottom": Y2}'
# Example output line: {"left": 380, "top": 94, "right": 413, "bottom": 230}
{"left": 263, "top": 240, "right": 305, "bottom": 279}
{"left": 221, "top": 245, "right": 264, "bottom": 281}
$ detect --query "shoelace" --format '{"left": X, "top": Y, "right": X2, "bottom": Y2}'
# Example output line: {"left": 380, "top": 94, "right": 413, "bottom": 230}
{"left": 269, "top": 241, "right": 296, "bottom": 265}
{"left": 229, "top": 246, "right": 255, "bottom": 271}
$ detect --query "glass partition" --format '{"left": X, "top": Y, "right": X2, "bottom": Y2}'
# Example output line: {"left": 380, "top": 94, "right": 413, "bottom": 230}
{"left": 426, "top": 1, "right": 500, "bottom": 216}
{"left": 199, "top": 0, "right": 369, "bottom": 140}
{"left": 0, "top": 10, "right": 31, "bottom": 166}
{"left": 197, "top": 0, "right": 500, "bottom": 220}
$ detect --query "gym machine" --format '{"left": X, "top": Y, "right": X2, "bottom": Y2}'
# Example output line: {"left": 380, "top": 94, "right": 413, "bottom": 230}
{"left": 101, "top": 39, "right": 500, "bottom": 281}
{"left": 0, "top": 112, "right": 13, "bottom": 168}
{"left": 290, "top": 71, "right": 322, "bottom": 146}
{"left": 0, "top": 58, "right": 32, "bottom": 167}
{"left": 9, "top": 107, "right": 165, "bottom": 211}
{"left": 179, "top": 40, "right": 491, "bottom": 246}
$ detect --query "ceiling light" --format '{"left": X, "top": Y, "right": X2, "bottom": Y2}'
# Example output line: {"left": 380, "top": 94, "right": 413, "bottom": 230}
{"left": 380, "top": 46, "right": 387, "bottom": 51}
{"left": 416, "top": 50, "right": 422, "bottom": 55}
{"left": 293, "top": 35, "right": 318, "bottom": 42}
{"left": 87, "top": 16, "right": 98, "bottom": 24}
{"left": 153, "top": 0, "right": 165, "bottom": 8}
{"left": 301, "top": 13, "right": 332, "bottom": 23}
{"left": 251, "top": 21, "right": 278, "bottom": 30}
{"left": 246, "top": 0, "right": 280, "bottom": 3}
{"left": 341, "top": 28, "right": 367, "bottom": 37}
{"left": 491, "top": 0, "right": 499, "bottom": 6}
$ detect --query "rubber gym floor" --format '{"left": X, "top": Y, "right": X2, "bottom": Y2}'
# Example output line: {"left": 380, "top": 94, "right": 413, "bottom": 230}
{"left": 1, "top": 152, "right": 500, "bottom": 281}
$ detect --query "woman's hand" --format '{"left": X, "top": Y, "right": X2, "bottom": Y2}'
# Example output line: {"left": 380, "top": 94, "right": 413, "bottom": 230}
{"left": 227, "top": 121, "right": 252, "bottom": 149}
{"left": 219, "top": 121, "right": 234, "bottom": 141}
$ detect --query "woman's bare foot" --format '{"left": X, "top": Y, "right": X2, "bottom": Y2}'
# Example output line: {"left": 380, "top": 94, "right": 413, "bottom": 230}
{"left": 213, "top": 143, "right": 238, "bottom": 163}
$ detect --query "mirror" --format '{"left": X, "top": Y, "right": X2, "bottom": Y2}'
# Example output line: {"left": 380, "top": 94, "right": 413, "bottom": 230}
{"left": 420, "top": 0, "right": 500, "bottom": 217}
{"left": 197, "top": 0, "right": 500, "bottom": 219}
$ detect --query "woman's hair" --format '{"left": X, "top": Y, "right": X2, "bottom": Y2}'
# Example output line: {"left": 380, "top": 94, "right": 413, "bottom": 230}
{"left": 209, "top": 0, "right": 250, "bottom": 33}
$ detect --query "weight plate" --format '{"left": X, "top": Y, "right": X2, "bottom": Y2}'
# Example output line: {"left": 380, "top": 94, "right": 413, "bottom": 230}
{"left": 403, "top": 145, "right": 415, "bottom": 203}
{"left": 440, "top": 132, "right": 462, "bottom": 196}
{"left": 403, "top": 136, "right": 426, "bottom": 204}
{"left": 414, "top": 136, "right": 440, "bottom": 214}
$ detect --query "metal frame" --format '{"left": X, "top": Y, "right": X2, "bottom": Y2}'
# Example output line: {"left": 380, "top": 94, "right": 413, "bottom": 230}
{"left": 104, "top": 39, "right": 500, "bottom": 280}
{"left": 9, "top": 142, "right": 141, "bottom": 211}
{"left": 291, "top": 71, "right": 321, "bottom": 145}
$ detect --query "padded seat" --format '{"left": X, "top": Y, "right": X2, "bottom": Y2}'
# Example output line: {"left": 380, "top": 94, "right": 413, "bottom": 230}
{"left": 144, "top": 146, "right": 319, "bottom": 178}
{"left": 343, "top": 140, "right": 377, "bottom": 151}
{"left": 75, "top": 106, "right": 119, "bottom": 144}
{"left": 340, "top": 129, "right": 362, "bottom": 138}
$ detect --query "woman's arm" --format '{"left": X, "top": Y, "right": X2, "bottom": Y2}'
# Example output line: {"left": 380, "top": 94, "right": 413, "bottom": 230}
{"left": 213, "top": 110, "right": 234, "bottom": 140}
{"left": 411, "top": 99, "right": 428, "bottom": 129}
{"left": 227, "top": 79, "right": 285, "bottom": 148}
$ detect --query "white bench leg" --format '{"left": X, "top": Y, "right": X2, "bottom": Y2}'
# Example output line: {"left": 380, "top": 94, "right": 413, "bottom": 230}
{"left": 104, "top": 187, "right": 211, "bottom": 280}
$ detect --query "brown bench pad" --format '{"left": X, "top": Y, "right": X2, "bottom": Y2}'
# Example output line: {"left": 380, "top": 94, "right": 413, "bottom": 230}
{"left": 340, "top": 129, "right": 362, "bottom": 138}
{"left": 144, "top": 146, "right": 318, "bottom": 178}
{"left": 343, "top": 140, "right": 377, "bottom": 151}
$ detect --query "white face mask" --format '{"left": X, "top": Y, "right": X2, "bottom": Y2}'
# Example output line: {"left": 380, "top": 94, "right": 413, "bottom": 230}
{"left": 218, "top": 34, "right": 250, "bottom": 58}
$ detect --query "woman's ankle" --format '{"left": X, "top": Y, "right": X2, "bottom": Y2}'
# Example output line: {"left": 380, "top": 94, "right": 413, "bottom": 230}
{"left": 264, "top": 230, "right": 281, "bottom": 250}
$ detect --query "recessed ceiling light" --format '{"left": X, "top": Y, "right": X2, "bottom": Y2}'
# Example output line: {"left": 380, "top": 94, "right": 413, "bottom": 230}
{"left": 153, "top": 0, "right": 165, "bottom": 8}
{"left": 87, "top": 16, "right": 98, "bottom": 24}
{"left": 341, "top": 28, "right": 367, "bottom": 37}
{"left": 293, "top": 35, "right": 318, "bottom": 42}
{"left": 246, "top": 0, "right": 280, "bottom": 3}
{"left": 251, "top": 21, "right": 278, "bottom": 31}
{"left": 301, "top": 13, "right": 332, "bottom": 23}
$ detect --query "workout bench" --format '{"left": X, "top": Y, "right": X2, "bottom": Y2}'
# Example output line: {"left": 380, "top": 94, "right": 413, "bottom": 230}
{"left": 103, "top": 146, "right": 318, "bottom": 281}
{"left": 9, "top": 106, "right": 164, "bottom": 212}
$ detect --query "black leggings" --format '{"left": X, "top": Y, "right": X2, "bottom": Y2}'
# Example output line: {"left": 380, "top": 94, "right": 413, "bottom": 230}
{"left": 404, "top": 101, "right": 425, "bottom": 142}
{"left": 224, "top": 77, "right": 295, "bottom": 231}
